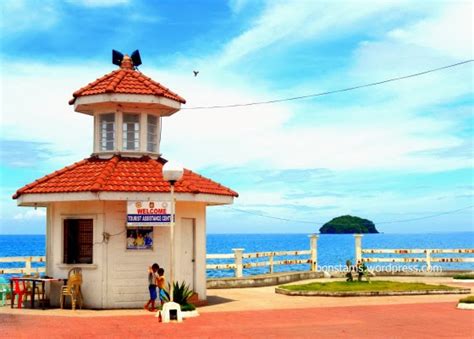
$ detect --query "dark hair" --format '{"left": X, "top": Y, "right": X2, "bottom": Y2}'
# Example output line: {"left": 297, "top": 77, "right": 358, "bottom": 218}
{"left": 158, "top": 268, "right": 164, "bottom": 275}
{"left": 152, "top": 263, "right": 159, "bottom": 271}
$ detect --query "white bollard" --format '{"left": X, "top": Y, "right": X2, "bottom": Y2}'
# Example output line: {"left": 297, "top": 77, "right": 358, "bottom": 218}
{"left": 354, "top": 234, "right": 363, "bottom": 263}
{"left": 232, "top": 248, "right": 244, "bottom": 278}
{"left": 308, "top": 234, "right": 319, "bottom": 271}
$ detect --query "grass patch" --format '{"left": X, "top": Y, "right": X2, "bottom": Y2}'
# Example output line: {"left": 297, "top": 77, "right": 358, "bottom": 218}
{"left": 453, "top": 274, "right": 474, "bottom": 280}
{"left": 280, "top": 281, "right": 457, "bottom": 293}
{"left": 459, "top": 295, "right": 474, "bottom": 304}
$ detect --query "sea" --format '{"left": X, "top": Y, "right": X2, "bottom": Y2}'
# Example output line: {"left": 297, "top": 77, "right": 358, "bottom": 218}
{"left": 1, "top": 233, "right": 473, "bottom": 278}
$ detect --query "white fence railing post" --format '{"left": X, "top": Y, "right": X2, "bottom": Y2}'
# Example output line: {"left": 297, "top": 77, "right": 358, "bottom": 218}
{"left": 308, "top": 234, "right": 319, "bottom": 271}
{"left": 354, "top": 234, "right": 363, "bottom": 263}
{"left": 426, "top": 250, "right": 432, "bottom": 271}
{"left": 232, "top": 248, "right": 244, "bottom": 278}
{"left": 269, "top": 254, "right": 274, "bottom": 274}
{"left": 25, "top": 256, "right": 32, "bottom": 275}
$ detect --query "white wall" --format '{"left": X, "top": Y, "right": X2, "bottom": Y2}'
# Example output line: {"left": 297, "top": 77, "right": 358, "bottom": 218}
{"left": 46, "top": 200, "right": 207, "bottom": 309}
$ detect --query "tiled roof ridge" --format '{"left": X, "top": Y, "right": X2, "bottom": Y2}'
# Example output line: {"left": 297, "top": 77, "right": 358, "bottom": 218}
{"left": 90, "top": 155, "right": 120, "bottom": 192}
{"left": 105, "top": 70, "right": 128, "bottom": 93}
{"left": 69, "top": 69, "right": 120, "bottom": 104}
{"left": 69, "top": 68, "right": 186, "bottom": 104}
{"left": 184, "top": 169, "right": 239, "bottom": 197}
{"left": 131, "top": 71, "right": 186, "bottom": 103}
{"left": 12, "top": 158, "right": 89, "bottom": 199}
{"left": 13, "top": 156, "right": 238, "bottom": 199}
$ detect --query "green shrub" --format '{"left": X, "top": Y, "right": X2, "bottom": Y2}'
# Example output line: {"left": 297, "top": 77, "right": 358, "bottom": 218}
{"left": 161, "top": 281, "right": 195, "bottom": 310}
{"left": 453, "top": 274, "right": 474, "bottom": 280}
{"left": 459, "top": 295, "right": 474, "bottom": 304}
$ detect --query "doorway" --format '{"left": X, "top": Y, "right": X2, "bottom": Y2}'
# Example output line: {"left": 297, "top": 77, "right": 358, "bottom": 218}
{"left": 180, "top": 218, "right": 195, "bottom": 290}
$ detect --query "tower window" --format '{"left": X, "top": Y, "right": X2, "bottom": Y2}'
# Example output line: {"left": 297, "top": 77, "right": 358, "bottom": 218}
{"left": 147, "top": 115, "right": 158, "bottom": 153}
{"left": 100, "top": 113, "right": 115, "bottom": 151}
{"left": 123, "top": 113, "right": 140, "bottom": 151}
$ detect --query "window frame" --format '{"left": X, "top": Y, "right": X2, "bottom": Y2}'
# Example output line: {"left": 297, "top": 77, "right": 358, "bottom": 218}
{"left": 99, "top": 113, "right": 116, "bottom": 151}
{"left": 147, "top": 114, "right": 159, "bottom": 153}
{"left": 62, "top": 218, "right": 94, "bottom": 265}
{"left": 122, "top": 113, "right": 140, "bottom": 151}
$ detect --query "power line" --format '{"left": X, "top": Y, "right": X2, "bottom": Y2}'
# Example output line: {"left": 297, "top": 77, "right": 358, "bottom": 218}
{"left": 182, "top": 60, "right": 473, "bottom": 110}
{"left": 226, "top": 204, "right": 474, "bottom": 226}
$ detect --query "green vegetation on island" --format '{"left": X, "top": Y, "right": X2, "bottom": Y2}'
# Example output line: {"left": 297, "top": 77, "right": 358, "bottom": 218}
{"left": 280, "top": 281, "right": 456, "bottom": 293}
{"left": 319, "top": 215, "right": 379, "bottom": 234}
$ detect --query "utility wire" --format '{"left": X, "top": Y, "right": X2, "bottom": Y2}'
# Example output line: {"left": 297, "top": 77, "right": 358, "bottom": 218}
{"left": 182, "top": 60, "right": 473, "bottom": 110}
{"left": 226, "top": 204, "right": 474, "bottom": 226}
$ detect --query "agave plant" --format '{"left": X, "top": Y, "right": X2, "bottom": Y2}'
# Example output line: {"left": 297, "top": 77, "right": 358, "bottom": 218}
{"left": 161, "top": 281, "right": 196, "bottom": 310}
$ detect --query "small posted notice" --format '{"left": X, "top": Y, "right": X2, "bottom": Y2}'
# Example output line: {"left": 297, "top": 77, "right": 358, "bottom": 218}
{"left": 127, "top": 201, "right": 172, "bottom": 227}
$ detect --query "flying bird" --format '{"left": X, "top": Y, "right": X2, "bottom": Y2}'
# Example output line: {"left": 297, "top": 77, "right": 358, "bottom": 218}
{"left": 193, "top": 70, "right": 199, "bottom": 77}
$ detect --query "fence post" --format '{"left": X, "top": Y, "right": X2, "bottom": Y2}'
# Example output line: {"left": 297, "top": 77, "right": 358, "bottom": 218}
{"left": 25, "top": 256, "right": 32, "bottom": 275}
{"left": 425, "top": 250, "right": 432, "bottom": 272}
{"left": 354, "top": 234, "right": 363, "bottom": 263}
{"left": 308, "top": 234, "right": 319, "bottom": 271}
{"left": 232, "top": 248, "right": 244, "bottom": 278}
{"left": 269, "top": 253, "right": 274, "bottom": 274}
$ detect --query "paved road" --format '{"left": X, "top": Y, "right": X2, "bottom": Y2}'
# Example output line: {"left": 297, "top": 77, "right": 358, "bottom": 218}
{"left": 1, "top": 302, "right": 472, "bottom": 338}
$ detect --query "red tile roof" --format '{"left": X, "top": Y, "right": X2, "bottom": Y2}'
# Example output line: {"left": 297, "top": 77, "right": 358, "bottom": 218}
{"left": 69, "top": 68, "right": 186, "bottom": 105}
{"left": 13, "top": 156, "right": 238, "bottom": 199}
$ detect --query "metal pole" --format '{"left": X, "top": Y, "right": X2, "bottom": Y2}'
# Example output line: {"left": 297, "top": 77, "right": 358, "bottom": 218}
{"left": 170, "top": 183, "right": 175, "bottom": 302}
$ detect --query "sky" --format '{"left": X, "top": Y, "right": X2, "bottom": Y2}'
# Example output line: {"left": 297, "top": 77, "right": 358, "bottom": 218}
{"left": 0, "top": 0, "right": 473, "bottom": 235}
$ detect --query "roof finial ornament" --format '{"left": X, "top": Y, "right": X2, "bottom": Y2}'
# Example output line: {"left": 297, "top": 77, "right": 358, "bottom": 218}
{"left": 112, "top": 49, "right": 142, "bottom": 70}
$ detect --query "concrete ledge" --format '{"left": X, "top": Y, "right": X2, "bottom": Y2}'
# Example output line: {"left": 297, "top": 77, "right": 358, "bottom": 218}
{"left": 207, "top": 271, "right": 324, "bottom": 289}
{"left": 207, "top": 270, "right": 474, "bottom": 289}
{"left": 330, "top": 270, "right": 474, "bottom": 278}
{"left": 275, "top": 287, "right": 471, "bottom": 297}
{"left": 457, "top": 303, "right": 474, "bottom": 310}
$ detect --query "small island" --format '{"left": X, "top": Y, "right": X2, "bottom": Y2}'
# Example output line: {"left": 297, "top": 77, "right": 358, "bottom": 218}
{"left": 319, "top": 215, "right": 379, "bottom": 234}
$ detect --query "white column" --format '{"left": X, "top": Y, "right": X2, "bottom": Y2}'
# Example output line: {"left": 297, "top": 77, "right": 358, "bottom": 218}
{"left": 425, "top": 250, "right": 432, "bottom": 272}
{"left": 232, "top": 248, "right": 244, "bottom": 278}
{"left": 116, "top": 110, "right": 123, "bottom": 152}
{"left": 308, "top": 234, "right": 319, "bottom": 271}
{"left": 354, "top": 234, "right": 363, "bottom": 263}
{"left": 139, "top": 113, "right": 147, "bottom": 153}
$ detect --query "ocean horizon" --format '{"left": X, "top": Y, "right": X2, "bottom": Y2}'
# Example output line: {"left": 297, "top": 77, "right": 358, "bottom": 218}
{"left": 1, "top": 232, "right": 473, "bottom": 277}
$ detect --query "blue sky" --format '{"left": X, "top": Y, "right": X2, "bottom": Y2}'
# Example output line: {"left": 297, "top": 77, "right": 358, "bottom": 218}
{"left": 0, "top": 0, "right": 473, "bottom": 234}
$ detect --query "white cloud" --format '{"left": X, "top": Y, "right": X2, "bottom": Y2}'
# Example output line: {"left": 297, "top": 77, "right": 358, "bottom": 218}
{"left": 0, "top": 0, "right": 58, "bottom": 32}
{"left": 387, "top": 1, "right": 473, "bottom": 60}
{"left": 13, "top": 208, "right": 46, "bottom": 220}
{"left": 217, "top": 0, "right": 418, "bottom": 66}
{"left": 67, "top": 0, "right": 129, "bottom": 7}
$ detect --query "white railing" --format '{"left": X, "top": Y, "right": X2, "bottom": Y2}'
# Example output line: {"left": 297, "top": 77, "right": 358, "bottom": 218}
{"left": 354, "top": 234, "right": 474, "bottom": 271}
{"left": 206, "top": 234, "right": 319, "bottom": 277}
{"left": 0, "top": 256, "right": 46, "bottom": 275}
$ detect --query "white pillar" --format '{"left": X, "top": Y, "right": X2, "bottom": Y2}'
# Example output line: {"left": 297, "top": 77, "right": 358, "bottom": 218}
{"left": 232, "top": 248, "right": 244, "bottom": 278}
{"left": 25, "top": 256, "right": 32, "bottom": 275}
{"left": 354, "top": 234, "right": 363, "bottom": 263}
{"left": 425, "top": 250, "right": 432, "bottom": 272}
{"left": 308, "top": 234, "right": 319, "bottom": 271}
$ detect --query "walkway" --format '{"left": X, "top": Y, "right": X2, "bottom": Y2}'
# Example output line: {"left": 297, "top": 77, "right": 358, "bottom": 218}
{"left": 0, "top": 276, "right": 472, "bottom": 337}
{"left": 1, "top": 302, "right": 472, "bottom": 338}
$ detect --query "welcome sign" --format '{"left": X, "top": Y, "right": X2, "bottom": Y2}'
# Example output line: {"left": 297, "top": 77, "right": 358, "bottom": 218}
{"left": 127, "top": 201, "right": 172, "bottom": 227}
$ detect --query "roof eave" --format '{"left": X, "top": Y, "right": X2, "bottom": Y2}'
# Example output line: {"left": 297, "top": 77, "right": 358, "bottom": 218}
{"left": 73, "top": 94, "right": 182, "bottom": 116}
{"left": 16, "top": 191, "right": 236, "bottom": 206}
